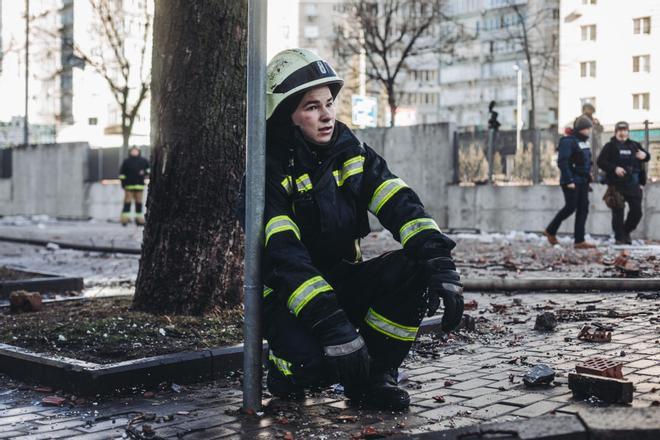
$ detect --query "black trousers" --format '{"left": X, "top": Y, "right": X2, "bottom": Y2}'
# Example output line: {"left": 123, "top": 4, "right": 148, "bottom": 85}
{"left": 546, "top": 183, "right": 589, "bottom": 243}
{"left": 611, "top": 187, "right": 643, "bottom": 241}
{"left": 264, "top": 250, "right": 429, "bottom": 388}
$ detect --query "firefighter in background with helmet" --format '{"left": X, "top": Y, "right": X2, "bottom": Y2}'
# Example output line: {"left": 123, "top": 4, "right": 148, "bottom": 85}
{"left": 260, "top": 49, "right": 464, "bottom": 410}
{"left": 118, "top": 146, "right": 150, "bottom": 226}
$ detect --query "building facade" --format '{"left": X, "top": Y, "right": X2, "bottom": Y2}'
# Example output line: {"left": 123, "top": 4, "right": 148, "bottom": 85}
{"left": 559, "top": 0, "right": 660, "bottom": 132}
{"left": 0, "top": 0, "right": 152, "bottom": 148}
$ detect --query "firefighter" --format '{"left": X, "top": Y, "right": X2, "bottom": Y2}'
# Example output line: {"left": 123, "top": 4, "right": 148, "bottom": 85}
{"left": 261, "top": 49, "right": 464, "bottom": 410}
{"left": 118, "top": 146, "right": 150, "bottom": 226}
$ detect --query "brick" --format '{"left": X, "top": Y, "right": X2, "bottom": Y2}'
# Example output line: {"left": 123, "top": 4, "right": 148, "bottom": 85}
{"left": 576, "top": 357, "right": 623, "bottom": 379}
{"left": 510, "top": 401, "right": 564, "bottom": 418}
{"left": 568, "top": 372, "right": 633, "bottom": 404}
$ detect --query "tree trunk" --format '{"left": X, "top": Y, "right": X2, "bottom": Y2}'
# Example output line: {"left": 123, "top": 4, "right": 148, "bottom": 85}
{"left": 386, "top": 84, "right": 397, "bottom": 127}
{"left": 133, "top": 1, "right": 246, "bottom": 315}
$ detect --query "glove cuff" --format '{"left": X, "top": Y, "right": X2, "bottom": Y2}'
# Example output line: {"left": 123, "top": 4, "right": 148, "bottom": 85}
{"left": 311, "top": 309, "right": 359, "bottom": 347}
{"left": 323, "top": 335, "right": 365, "bottom": 357}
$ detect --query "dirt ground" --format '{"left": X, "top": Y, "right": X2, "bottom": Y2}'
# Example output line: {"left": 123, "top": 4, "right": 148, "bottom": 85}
{"left": 0, "top": 297, "right": 244, "bottom": 364}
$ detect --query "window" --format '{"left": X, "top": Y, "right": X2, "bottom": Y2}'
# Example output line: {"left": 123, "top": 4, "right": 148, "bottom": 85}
{"left": 303, "top": 26, "right": 319, "bottom": 39}
{"left": 633, "top": 93, "right": 650, "bottom": 110}
{"left": 580, "top": 61, "right": 596, "bottom": 77}
{"left": 633, "top": 55, "right": 651, "bottom": 73}
{"left": 88, "top": 117, "right": 98, "bottom": 126}
{"left": 633, "top": 17, "right": 651, "bottom": 34}
{"left": 582, "top": 0, "right": 597, "bottom": 4}
{"left": 581, "top": 24, "right": 597, "bottom": 41}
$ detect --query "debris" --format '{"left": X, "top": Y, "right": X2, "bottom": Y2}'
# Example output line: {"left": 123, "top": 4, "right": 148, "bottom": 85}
{"left": 444, "top": 380, "right": 456, "bottom": 387}
{"left": 337, "top": 415, "right": 358, "bottom": 423}
{"left": 637, "top": 292, "right": 660, "bottom": 300}
{"left": 464, "top": 299, "right": 478, "bottom": 310}
{"left": 491, "top": 304, "right": 508, "bottom": 313}
{"left": 585, "top": 305, "right": 597, "bottom": 312}
{"left": 568, "top": 372, "right": 633, "bottom": 404}
{"left": 523, "top": 364, "right": 555, "bottom": 387}
{"left": 41, "top": 395, "right": 66, "bottom": 406}
{"left": 352, "top": 426, "right": 393, "bottom": 439}
{"left": 533, "top": 312, "right": 557, "bottom": 332}
{"left": 142, "top": 424, "right": 154, "bottom": 436}
{"left": 284, "top": 432, "right": 295, "bottom": 440}
{"left": 512, "top": 298, "right": 522, "bottom": 306}
{"left": 432, "top": 395, "right": 446, "bottom": 403}
{"left": 34, "top": 386, "right": 54, "bottom": 393}
{"left": 613, "top": 251, "right": 640, "bottom": 276}
{"left": 576, "top": 358, "right": 623, "bottom": 379}
{"left": 577, "top": 326, "right": 612, "bottom": 343}
{"left": 143, "top": 391, "right": 155, "bottom": 398}
{"left": 170, "top": 383, "right": 183, "bottom": 393}
{"left": 9, "top": 291, "right": 43, "bottom": 313}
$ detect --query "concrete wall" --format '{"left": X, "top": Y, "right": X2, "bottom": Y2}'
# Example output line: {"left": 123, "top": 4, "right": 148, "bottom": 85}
{"left": 357, "top": 123, "right": 455, "bottom": 227}
{"left": 447, "top": 183, "right": 660, "bottom": 240}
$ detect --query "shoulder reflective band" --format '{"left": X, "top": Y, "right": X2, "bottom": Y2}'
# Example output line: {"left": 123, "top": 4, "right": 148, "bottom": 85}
{"left": 364, "top": 308, "right": 418, "bottom": 342}
{"left": 268, "top": 351, "right": 293, "bottom": 376}
{"left": 323, "top": 335, "right": 365, "bottom": 357}
{"left": 399, "top": 218, "right": 440, "bottom": 246}
{"left": 281, "top": 176, "right": 294, "bottom": 195}
{"left": 265, "top": 215, "right": 301, "bottom": 245}
{"left": 263, "top": 286, "right": 274, "bottom": 298}
{"left": 333, "top": 155, "right": 365, "bottom": 187}
{"left": 287, "top": 275, "right": 333, "bottom": 316}
{"left": 368, "top": 178, "right": 408, "bottom": 214}
{"left": 295, "top": 173, "right": 313, "bottom": 192}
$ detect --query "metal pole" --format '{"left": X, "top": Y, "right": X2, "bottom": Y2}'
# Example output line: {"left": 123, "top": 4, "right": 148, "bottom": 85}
{"left": 487, "top": 128, "right": 494, "bottom": 183}
{"left": 243, "top": 0, "right": 267, "bottom": 413}
{"left": 514, "top": 65, "right": 522, "bottom": 154}
{"left": 24, "top": 0, "right": 30, "bottom": 146}
{"left": 643, "top": 120, "right": 651, "bottom": 150}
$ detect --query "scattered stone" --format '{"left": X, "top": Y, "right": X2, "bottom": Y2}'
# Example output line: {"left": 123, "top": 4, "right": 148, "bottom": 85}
{"left": 34, "top": 386, "right": 54, "bottom": 393}
{"left": 534, "top": 312, "right": 557, "bottom": 331}
{"left": 568, "top": 372, "right": 633, "bottom": 404}
{"left": 337, "top": 415, "right": 358, "bottom": 423}
{"left": 464, "top": 299, "right": 478, "bottom": 310}
{"left": 284, "top": 432, "right": 294, "bottom": 440}
{"left": 142, "top": 424, "right": 155, "bottom": 437}
{"left": 9, "top": 291, "right": 43, "bottom": 313}
{"left": 458, "top": 314, "right": 476, "bottom": 332}
{"left": 444, "top": 380, "right": 456, "bottom": 387}
{"left": 523, "top": 364, "right": 555, "bottom": 387}
{"left": 432, "top": 395, "right": 445, "bottom": 403}
{"left": 576, "top": 358, "right": 623, "bottom": 379}
{"left": 41, "top": 396, "right": 66, "bottom": 406}
{"left": 637, "top": 292, "right": 660, "bottom": 300}
{"left": 143, "top": 391, "right": 155, "bottom": 398}
{"left": 578, "top": 325, "right": 612, "bottom": 343}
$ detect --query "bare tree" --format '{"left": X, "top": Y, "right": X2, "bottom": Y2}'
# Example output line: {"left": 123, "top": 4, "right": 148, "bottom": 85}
{"left": 32, "top": 0, "right": 152, "bottom": 150}
{"left": 335, "top": 0, "right": 455, "bottom": 127}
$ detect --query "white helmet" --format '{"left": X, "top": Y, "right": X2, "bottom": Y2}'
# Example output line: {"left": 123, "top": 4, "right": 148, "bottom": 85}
{"left": 267, "top": 48, "right": 343, "bottom": 120}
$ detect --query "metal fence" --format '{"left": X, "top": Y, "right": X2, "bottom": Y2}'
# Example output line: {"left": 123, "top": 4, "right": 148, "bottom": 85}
{"left": 454, "top": 128, "right": 560, "bottom": 185}
{"left": 86, "top": 146, "right": 151, "bottom": 182}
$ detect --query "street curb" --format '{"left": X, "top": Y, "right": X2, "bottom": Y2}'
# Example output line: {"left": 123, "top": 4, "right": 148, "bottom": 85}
{"left": 463, "top": 277, "right": 660, "bottom": 292}
{"left": 0, "top": 267, "right": 84, "bottom": 297}
{"left": 399, "top": 408, "right": 660, "bottom": 439}
{"left": 0, "top": 316, "right": 443, "bottom": 395}
{"left": 0, "top": 235, "right": 141, "bottom": 255}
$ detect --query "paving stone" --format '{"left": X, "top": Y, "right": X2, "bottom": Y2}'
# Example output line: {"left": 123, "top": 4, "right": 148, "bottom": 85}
{"left": 0, "top": 412, "right": 44, "bottom": 426}
{"left": 635, "top": 366, "right": 660, "bottom": 376}
{"left": 447, "top": 378, "right": 495, "bottom": 391}
{"left": 417, "top": 404, "right": 473, "bottom": 420}
{"left": 502, "top": 393, "right": 548, "bottom": 406}
{"left": 625, "top": 359, "right": 657, "bottom": 369}
{"left": 68, "top": 428, "right": 128, "bottom": 439}
{"left": 451, "top": 387, "right": 499, "bottom": 399}
{"left": 470, "top": 403, "right": 517, "bottom": 420}
{"left": 510, "top": 401, "right": 564, "bottom": 418}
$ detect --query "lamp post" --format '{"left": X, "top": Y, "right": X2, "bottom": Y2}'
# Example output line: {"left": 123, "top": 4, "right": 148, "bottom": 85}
{"left": 513, "top": 64, "right": 522, "bottom": 153}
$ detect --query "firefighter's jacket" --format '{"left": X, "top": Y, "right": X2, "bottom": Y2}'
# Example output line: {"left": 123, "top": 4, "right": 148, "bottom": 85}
{"left": 119, "top": 155, "right": 150, "bottom": 190}
{"left": 263, "top": 121, "right": 454, "bottom": 333}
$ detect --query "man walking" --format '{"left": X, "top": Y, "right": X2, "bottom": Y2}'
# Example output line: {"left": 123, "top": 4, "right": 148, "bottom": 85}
{"left": 118, "top": 146, "right": 150, "bottom": 226}
{"left": 597, "top": 121, "right": 650, "bottom": 244}
{"left": 544, "top": 116, "right": 596, "bottom": 249}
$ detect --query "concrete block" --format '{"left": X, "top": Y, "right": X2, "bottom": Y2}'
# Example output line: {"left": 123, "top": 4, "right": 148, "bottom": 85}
{"left": 568, "top": 373, "right": 633, "bottom": 404}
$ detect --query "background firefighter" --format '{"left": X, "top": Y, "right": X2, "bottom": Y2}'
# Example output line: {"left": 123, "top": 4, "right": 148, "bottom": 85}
{"left": 258, "top": 49, "right": 464, "bottom": 411}
{"left": 118, "top": 146, "right": 150, "bottom": 226}
{"left": 597, "top": 121, "right": 650, "bottom": 244}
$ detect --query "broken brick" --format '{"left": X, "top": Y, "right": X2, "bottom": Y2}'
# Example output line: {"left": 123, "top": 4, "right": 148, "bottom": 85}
{"left": 464, "top": 299, "right": 478, "bottom": 310}
{"left": 41, "top": 396, "right": 66, "bottom": 406}
{"left": 576, "top": 358, "right": 623, "bottom": 379}
{"left": 9, "top": 291, "right": 43, "bottom": 313}
{"left": 568, "top": 372, "right": 633, "bottom": 404}
{"left": 432, "top": 395, "right": 446, "bottom": 403}
{"left": 577, "top": 325, "right": 612, "bottom": 343}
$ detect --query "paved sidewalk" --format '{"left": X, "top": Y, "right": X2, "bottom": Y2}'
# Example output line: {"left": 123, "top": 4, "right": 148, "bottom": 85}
{"left": 1, "top": 292, "right": 658, "bottom": 439}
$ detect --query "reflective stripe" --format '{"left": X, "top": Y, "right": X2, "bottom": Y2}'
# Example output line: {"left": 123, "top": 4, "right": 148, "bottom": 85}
{"left": 333, "top": 155, "right": 364, "bottom": 186}
{"left": 295, "top": 173, "right": 313, "bottom": 192}
{"left": 364, "top": 308, "right": 418, "bottom": 342}
{"left": 287, "top": 276, "right": 332, "bottom": 316}
{"left": 120, "top": 212, "right": 132, "bottom": 219}
{"left": 354, "top": 239, "right": 362, "bottom": 263}
{"left": 269, "top": 351, "right": 293, "bottom": 376}
{"left": 323, "top": 335, "right": 365, "bottom": 357}
{"left": 118, "top": 174, "right": 126, "bottom": 180}
{"left": 265, "top": 215, "right": 301, "bottom": 245}
{"left": 125, "top": 185, "right": 145, "bottom": 190}
{"left": 399, "top": 218, "right": 440, "bottom": 247}
{"left": 368, "top": 178, "right": 408, "bottom": 214}
{"left": 281, "top": 176, "right": 294, "bottom": 195}
{"left": 263, "top": 286, "right": 274, "bottom": 298}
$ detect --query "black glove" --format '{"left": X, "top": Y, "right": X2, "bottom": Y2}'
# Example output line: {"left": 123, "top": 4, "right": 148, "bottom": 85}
{"left": 426, "top": 257, "right": 464, "bottom": 332}
{"left": 312, "top": 310, "right": 370, "bottom": 390}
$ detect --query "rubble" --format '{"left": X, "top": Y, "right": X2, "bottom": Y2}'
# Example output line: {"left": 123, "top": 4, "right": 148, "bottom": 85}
{"left": 523, "top": 364, "right": 555, "bottom": 387}
{"left": 8, "top": 290, "right": 43, "bottom": 313}
{"left": 533, "top": 312, "right": 557, "bottom": 331}
{"left": 463, "top": 299, "right": 478, "bottom": 310}
{"left": 576, "top": 358, "right": 623, "bottom": 379}
{"left": 568, "top": 372, "right": 633, "bottom": 404}
{"left": 577, "top": 325, "right": 612, "bottom": 343}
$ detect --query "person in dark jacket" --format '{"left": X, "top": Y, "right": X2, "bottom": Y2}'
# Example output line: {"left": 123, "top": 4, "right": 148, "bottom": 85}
{"left": 118, "top": 146, "right": 150, "bottom": 226}
{"left": 544, "top": 116, "right": 597, "bottom": 249}
{"left": 597, "top": 121, "right": 650, "bottom": 244}
{"left": 260, "top": 49, "right": 463, "bottom": 410}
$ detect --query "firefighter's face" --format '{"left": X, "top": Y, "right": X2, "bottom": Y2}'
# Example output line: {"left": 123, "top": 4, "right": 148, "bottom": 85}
{"left": 615, "top": 129, "right": 629, "bottom": 142}
{"left": 291, "top": 86, "right": 336, "bottom": 144}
